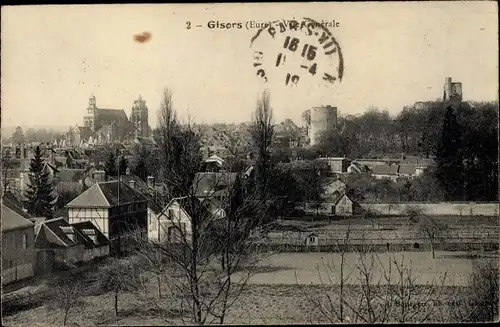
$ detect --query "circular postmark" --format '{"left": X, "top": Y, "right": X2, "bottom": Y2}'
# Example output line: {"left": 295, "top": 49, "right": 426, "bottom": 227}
{"left": 250, "top": 18, "right": 344, "bottom": 87}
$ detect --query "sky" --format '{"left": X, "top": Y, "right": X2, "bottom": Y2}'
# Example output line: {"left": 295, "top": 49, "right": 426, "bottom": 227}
{"left": 1, "top": 2, "right": 498, "bottom": 130}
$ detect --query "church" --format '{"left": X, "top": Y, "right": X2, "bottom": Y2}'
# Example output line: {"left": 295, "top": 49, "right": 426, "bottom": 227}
{"left": 65, "top": 94, "right": 150, "bottom": 146}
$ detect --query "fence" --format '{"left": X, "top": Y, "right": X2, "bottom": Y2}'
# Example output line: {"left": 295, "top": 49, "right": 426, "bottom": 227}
{"left": 1, "top": 289, "right": 52, "bottom": 315}
{"left": 360, "top": 202, "right": 499, "bottom": 217}
{"left": 265, "top": 228, "right": 499, "bottom": 245}
{"left": 250, "top": 241, "right": 499, "bottom": 254}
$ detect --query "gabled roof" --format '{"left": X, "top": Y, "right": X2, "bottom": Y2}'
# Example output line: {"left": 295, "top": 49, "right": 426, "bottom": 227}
{"left": 193, "top": 172, "right": 238, "bottom": 197}
{"left": 205, "top": 154, "right": 225, "bottom": 165}
{"left": 334, "top": 193, "right": 354, "bottom": 206}
{"left": 398, "top": 164, "right": 417, "bottom": 176}
{"left": 34, "top": 217, "right": 87, "bottom": 248}
{"left": 1, "top": 204, "right": 34, "bottom": 231}
{"left": 66, "top": 183, "right": 110, "bottom": 208}
{"left": 66, "top": 181, "right": 146, "bottom": 208}
{"left": 95, "top": 108, "right": 130, "bottom": 124}
{"left": 99, "top": 181, "right": 147, "bottom": 206}
{"left": 371, "top": 164, "right": 399, "bottom": 176}
{"left": 159, "top": 196, "right": 214, "bottom": 222}
{"left": 2, "top": 192, "right": 32, "bottom": 219}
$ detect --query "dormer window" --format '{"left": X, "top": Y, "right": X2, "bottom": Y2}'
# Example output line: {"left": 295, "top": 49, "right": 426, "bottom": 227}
{"left": 60, "top": 226, "right": 75, "bottom": 243}
{"left": 82, "top": 228, "right": 98, "bottom": 244}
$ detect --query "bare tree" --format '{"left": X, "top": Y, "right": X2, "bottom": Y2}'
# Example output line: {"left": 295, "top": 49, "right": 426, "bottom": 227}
{"left": 48, "top": 273, "right": 86, "bottom": 326}
{"left": 380, "top": 251, "right": 448, "bottom": 322}
{"left": 128, "top": 90, "right": 271, "bottom": 325}
{"left": 1, "top": 153, "right": 14, "bottom": 196}
{"left": 301, "top": 109, "right": 311, "bottom": 128}
{"left": 297, "top": 216, "right": 356, "bottom": 323}
{"left": 131, "top": 172, "right": 268, "bottom": 325}
{"left": 451, "top": 257, "right": 499, "bottom": 322}
{"left": 298, "top": 226, "right": 449, "bottom": 323}
{"left": 94, "top": 257, "right": 139, "bottom": 318}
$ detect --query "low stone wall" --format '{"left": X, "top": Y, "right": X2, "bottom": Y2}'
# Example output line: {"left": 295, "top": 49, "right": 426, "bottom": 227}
{"left": 2, "top": 264, "right": 34, "bottom": 286}
{"left": 250, "top": 241, "right": 499, "bottom": 253}
{"left": 361, "top": 202, "right": 499, "bottom": 217}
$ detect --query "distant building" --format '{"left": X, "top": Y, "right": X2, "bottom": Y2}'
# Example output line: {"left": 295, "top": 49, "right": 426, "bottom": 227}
{"left": 204, "top": 155, "right": 226, "bottom": 172}
{"left": 82, "top": 95, "right": 135, "bottom": 142}
{"left": 130, "top": 95, "right": 150, "bottom": 138}
{"left": 317, "top": 157, "right": 350, "bottom": 174}
{"left": 309, "top": 105, "right": 338, "bottom": 146}
{"left": 334, "top": 194, "right": 355, "bottom": 216}
{"left": 11, "top": 126, "right": 25, "bottom": 145}
{"left": 443, "top": 77, "right": 463, "bottom": 105}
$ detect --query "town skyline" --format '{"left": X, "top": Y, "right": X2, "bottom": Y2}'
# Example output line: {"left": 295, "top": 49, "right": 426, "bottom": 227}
{"left": 1, "top": 2, "right": 498, "bottom": 128}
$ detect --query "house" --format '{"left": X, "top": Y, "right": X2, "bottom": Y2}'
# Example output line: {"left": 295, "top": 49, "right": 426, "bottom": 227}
{"left": 66, "top": 181, "right": 148, "bottom": 253}
{"left": 116, "top": 174, "right": 167, "bottom": 236}
{"left": 34, "top": 217, "right": 87, "bottom": 272}
{"left": 1, "top": 204, "right": 36, "bottom": 285}
{"left": 303, "top": 193, "right": 355, "bottom": 217}
{"left": 304, "top": 232, "right": 319, "bottom": 246}
{"left": 370, "top": 164, "right": 419, "bottom": 181}
{"left": 204, "top": 155, "right": 226, "bottom": 172}
{"left": 370, "top": 164, "right": 400, "bottom": 182}
{"left": 317, "top": 157, "right": 351, "bottom": 174}
{"left": 33, "top": 217, "right": 110, "bottom": 274}
{"left": 148, "top": 196, "right": 222, "bottom": 244}
{"left": 397, "top": 164, "right": 418, "bottom": 179}
{"left": 334, "top": 193, "right": 355, "bottom": 216}
{"left": 148, "top": 197, "right": 192, "bottom": 243}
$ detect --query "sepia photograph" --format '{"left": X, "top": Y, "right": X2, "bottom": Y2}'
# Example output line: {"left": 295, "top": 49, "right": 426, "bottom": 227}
{"left": 1, "top": 2, "right": 498, "bottom": 325}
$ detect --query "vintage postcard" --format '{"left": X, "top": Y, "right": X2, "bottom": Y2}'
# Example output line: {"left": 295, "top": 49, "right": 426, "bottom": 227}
{"left": 1, "top": 2, "right": 498, "bottom": 325}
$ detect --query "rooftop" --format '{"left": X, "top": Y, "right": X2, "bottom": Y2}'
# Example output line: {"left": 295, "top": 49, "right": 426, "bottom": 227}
{"left": 1, "top": 204, "right": 34, "bottom": 231}
{"left": 66, "top": 181, "right": 146, "bottom": 208}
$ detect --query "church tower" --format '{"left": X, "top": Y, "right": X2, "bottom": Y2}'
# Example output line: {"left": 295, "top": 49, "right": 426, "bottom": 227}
{"left": 131, "top": 95, "right": 149, "bottom": 137}
{"left": 84, "top": 94, "right": 98, "bottom": 132}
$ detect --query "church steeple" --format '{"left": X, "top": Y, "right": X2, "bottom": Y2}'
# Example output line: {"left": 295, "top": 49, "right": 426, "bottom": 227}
{"left": 131, "top": 95, "right": 149, "bottom": 137}
{"left": 85, "top": 94, "right": 98, "bottom": 132}
{"left": 88, "top": 94, "right": 97, "bottom": 109}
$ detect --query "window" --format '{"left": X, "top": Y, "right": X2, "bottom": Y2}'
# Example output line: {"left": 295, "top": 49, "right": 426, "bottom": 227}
{"left": 22, "top": 233, "right": 28, "bottom": 250}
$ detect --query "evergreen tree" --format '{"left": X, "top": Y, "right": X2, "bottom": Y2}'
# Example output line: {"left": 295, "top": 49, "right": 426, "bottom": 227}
{"left": 119, "top": 156, "right": 129, "bottom": 175}
{"left": 133, "top": 158, "right": 148, "bottom": 181}
{"left": 25, "top": 146, "right": 56, "bottom": 218}
{"left": 104, "top": 151, "right": 117, "bottom": 178}
{"left": 435, "top": 106, "right": 464, "bottom": 200}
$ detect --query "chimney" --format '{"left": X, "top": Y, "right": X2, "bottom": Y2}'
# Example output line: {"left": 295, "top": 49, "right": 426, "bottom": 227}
{"left": 129, "top": 180, "right": 136, "bottom": 189}
{"left": 147, "top": 175, "right": 154, "bottom": 188}
{"left": 20, "top": 144, "right": 25, "bottom": 159}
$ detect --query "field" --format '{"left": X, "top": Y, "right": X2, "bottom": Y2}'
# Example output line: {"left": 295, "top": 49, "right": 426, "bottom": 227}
{"left": 3, "top": 250, "right": 496, "bottom": 326}
{"left": 3, "top": 215, "right": 497, "bottom": 325}
{"left": 240, "top": 251, "right": 494, "bottom": 287}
